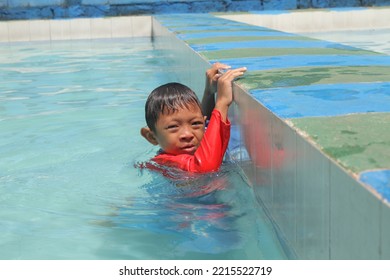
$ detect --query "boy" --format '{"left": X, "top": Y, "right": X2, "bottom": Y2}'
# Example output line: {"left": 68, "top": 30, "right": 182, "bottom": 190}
{"left": 140, "top": 63, "right": 246, "bottom": 173}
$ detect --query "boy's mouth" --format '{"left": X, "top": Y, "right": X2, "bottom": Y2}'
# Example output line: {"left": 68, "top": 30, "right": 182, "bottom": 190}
{"left": 181, "top": 144, "right": 196, "bottom": 154}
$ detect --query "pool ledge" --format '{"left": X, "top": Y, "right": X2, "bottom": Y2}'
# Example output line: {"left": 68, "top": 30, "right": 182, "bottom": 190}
{"left": 152, "top": 9, "right": 390, "bottom": 259}
{"left": 0, "top": 16, "right": 152, "bottom": 42}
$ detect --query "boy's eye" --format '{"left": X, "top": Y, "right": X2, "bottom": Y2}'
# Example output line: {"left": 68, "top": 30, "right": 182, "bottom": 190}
{"left": 192, "top": 121, "right": 204, "bottom": 127}
{"left": 166, "top": 124, "right": 178, "bottom": 130}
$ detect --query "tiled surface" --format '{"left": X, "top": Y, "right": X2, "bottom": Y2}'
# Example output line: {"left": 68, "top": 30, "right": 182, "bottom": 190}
{"left": 270, "top": 115, "right": 297, "bottom": 251}
{"left": 330, "top": 164, "right": 381, "bottom": 259}
{"left": 252, "top": 82, "right": 390, "bottom": 118}
{"left": 7, "top": 20, "right": 30, "bottom": 41}
{"left": 291, "top": 113, "right": 390, "bottom": 174}
{"left": 70, "top": 18, "right": 92, "bottom": 40}
{"left": 360, "top": 170, "right": 390, "bottom": 203}
{"left": 219, "top": 7, "right": 390, "bottom": 32}
{"left": 381, "top": 203, "right": 390, "bottom": 259}
{"left": 0, "top": 22, "right": 8, "bottom": 39}
{"left": 154, "top": 9, "right": 390, "bottom": 259}
{"left": 295, "top": 135, "right": 330, "bottom": 259}
{"left": 29, "top": 20, "right": 51, "bottom": 41}
{"left": 0, "top": 16, "right": 151, "bottom": 42}
{"left": 49, "top": 20, "right": 71, "bottom": 40}
{"left": 241, "top": 66, "right": 390, "bottom": 90}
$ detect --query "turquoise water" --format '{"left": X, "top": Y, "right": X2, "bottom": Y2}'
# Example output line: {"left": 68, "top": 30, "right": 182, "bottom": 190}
{"left": 0, "top": 38, "right": 287, "bottom": 259}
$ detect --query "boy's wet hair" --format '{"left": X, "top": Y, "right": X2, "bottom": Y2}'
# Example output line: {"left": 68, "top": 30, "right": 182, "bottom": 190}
{"left": 145, "top": 82, "right": 202, "bottom": 132}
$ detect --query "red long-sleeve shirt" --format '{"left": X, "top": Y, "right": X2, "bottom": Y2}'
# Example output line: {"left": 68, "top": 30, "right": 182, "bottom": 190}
{"left": 150, "top": 109, "right": 230, "bottom": 173}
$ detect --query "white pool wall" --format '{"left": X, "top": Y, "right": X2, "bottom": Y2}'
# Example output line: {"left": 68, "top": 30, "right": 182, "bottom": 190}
{"left": 218, "top": 7, "right": 390, "bottom": 32}
{"left": 0, "top": 16, "right": 151, "bottom": 42}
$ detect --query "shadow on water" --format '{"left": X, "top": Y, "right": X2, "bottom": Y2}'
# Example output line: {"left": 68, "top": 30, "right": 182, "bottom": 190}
{"left": 94, "top": 162, "right": 287, "bottom": 260}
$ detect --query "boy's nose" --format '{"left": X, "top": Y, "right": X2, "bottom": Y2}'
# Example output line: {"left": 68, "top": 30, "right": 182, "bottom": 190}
{"left": 180, "top": 127, "right": 194, "bottom": 141}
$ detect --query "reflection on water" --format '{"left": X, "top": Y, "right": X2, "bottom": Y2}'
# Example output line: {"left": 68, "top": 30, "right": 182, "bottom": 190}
{"left": 95, "top": 164, "right": 287, "bottom": 259}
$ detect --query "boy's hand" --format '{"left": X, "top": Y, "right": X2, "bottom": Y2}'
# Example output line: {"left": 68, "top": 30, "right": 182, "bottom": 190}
{"left": 215, "top": 67, "right": 247, "bottom": 121}
{"left": 216, "top": 67, "right": 247, "bottom": 106}
{"left": 204, "top": 62, "right": 231, "bottom": 96}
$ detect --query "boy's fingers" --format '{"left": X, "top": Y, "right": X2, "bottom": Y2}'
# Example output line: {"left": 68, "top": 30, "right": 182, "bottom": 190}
{"left": 213, "top": 62, "right": 231, "bottom": 73}
{"left": 213, "top": 62, "right": 230, "bottom": 68}
{"left": 224, "top": 67, "right": 247, "bottom": 74}
{"left": 232, "top": 67, "right": 247, "bottom": 73}
{"left": 223, "top": 68, "right": 247, "bottom": 78}
{"left": 213, "top": 73, "right": 222, "bottom": 81}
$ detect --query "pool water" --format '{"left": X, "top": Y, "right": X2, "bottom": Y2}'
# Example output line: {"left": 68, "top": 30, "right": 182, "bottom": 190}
{"left": 301, "top": 28, "right": 390, "bottom": 55}
{"left": 0, "top": 38, "right": 287, "bottom": 259}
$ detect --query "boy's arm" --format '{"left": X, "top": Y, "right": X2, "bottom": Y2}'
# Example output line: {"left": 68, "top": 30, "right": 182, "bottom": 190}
{"left": 201, "top": 62, "right": 230, "bottom": 120}
{"left": 214, "top": 67, "right": 247, "bottom": 122}
{"left": 192, "top": 66, "right": 246, "bottom": 172}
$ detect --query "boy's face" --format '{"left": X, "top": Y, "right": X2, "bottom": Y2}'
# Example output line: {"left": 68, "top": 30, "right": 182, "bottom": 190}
{"left": 150, "top": 103, "right": 206, "bottom": 155}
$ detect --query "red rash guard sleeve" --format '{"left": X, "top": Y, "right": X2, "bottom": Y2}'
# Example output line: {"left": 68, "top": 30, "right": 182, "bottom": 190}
{"left": 151, "top": 109, "right": 231, "bottom": 173}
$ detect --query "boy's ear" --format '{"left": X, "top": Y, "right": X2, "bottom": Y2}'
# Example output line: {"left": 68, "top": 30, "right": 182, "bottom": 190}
{"left": 140, "top": 127, "right": 159, "bottom": 145}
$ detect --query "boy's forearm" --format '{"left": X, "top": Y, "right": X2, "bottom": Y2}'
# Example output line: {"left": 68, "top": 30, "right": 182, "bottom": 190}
{"left": 214, "top": 102, "right": 229, "bottom": 122}
{"left": 201, "top": 90, "right": 215, "bottom": 120}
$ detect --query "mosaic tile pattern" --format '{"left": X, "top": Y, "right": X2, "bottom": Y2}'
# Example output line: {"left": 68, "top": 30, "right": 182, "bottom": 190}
{"left": 155, "top": 13, "right": 390, "bottom": 203}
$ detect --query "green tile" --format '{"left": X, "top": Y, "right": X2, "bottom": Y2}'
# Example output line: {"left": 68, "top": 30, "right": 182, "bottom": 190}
{"left": 240, "top": 66, "right": 390, "bottom": 90}
{"left": 200, "top": 47, "right": 379, "bottom": 60}
{"left": 186, "top": 35, "right": 318, "bottom": 44}
{"left": 291, "top": 113, "right": 390, "bottom": 174}
{"left": 173, "top": 27, "right": 268, "bottom": 34}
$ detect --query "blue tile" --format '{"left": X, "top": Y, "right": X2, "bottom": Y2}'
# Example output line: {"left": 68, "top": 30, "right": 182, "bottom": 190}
{"left": 251, "top": 82, "right": 390, "bottom": 118}
{"left": 168, "top": 24, "right": 263, "bottom": 32}
{"left": 210, "top": 54, "right": 390, "bottom": 71}
{"left": 191, "top": 40, "right": 363, "bottom": 52}
{"left": 360, "top": 170, "right": 390, "bottom": 202}
{"left": 177, "top": 31, "right": 296, "bottom": 40}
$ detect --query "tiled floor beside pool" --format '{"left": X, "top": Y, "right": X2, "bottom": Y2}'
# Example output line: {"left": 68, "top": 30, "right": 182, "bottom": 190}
{"left": 153, "top": 8, "right": 390, "bottom": 259}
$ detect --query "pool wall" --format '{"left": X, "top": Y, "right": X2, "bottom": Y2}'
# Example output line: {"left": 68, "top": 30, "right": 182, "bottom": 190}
{"left": 1, "top": 0, "right": 390, "bottom": 20}
{"left": 152, "top": 8, "right": 390, "bottom": 259}
{"left": 0, "top": 15, "right": 151, "bottom": 42}
{"left": 219, "top": 6, "right": 390, "bottom": 32}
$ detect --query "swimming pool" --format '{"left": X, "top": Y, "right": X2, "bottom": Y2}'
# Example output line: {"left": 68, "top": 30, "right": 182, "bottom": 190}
{"left": 0, "top": 38, "right": 287, "bottom": 259}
